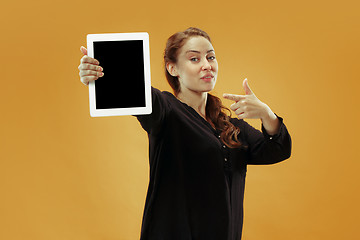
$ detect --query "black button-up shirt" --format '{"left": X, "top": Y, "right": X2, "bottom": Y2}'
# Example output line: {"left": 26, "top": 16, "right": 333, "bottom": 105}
{"left": 136, "top": 87, "right": 292, "bottom": 240}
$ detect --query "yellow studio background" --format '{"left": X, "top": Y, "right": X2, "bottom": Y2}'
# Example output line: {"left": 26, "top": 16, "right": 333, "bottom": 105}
{"left": 1, "top": 0, "right": 359, "bottom": 239}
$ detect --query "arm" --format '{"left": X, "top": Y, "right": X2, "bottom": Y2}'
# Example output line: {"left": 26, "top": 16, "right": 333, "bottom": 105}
{"left": 242, "top": 115, "right": 292, "bottom": 165}
{"left": 136, "top": 87, "right": 171, "bottom": 136}
{"left": 223, "top": 78, "right": 291, "bottom": 164}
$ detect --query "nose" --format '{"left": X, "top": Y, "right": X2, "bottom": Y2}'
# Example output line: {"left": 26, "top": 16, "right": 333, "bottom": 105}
{"left": 201, "top": 59, "right": 212, "bottom": 71}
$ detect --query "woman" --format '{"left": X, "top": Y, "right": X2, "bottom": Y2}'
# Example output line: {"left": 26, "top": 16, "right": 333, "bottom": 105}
{"left": 78, "top": 27, "right": 292, "bottom": 240}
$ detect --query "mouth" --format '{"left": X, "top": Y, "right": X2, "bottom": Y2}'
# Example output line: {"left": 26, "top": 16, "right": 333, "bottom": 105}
{"left": 200, "top": 74, "right": 214, "bottom": 82}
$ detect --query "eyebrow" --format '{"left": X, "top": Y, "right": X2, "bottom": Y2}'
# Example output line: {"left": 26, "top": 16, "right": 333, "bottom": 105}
{"left": 186, "top": 50, "right": 214, "bottom": 54}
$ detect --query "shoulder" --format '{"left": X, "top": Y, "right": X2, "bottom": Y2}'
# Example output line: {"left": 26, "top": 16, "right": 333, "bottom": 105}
{"left": 150, "top": 87, "right": 190, "bottom": 116}
{"left": 151, "top": 87, "right": 175, "bottom": 102}
{"left": 150, "top": 87, "right": 173, "bottom": 107}
{"left": 152, "top": 87, "right": 189, "bottom": 109}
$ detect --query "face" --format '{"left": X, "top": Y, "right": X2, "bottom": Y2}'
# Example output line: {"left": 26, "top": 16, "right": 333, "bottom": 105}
{"left": 168, "top": 36, "right": 218, "bottom": 94}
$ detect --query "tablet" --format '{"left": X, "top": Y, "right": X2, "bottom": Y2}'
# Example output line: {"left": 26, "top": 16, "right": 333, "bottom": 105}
{"left": 87, "top": 32, "right": 152, "bottom": 117}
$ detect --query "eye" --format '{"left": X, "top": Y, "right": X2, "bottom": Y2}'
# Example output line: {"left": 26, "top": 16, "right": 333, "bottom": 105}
{"left": 190, "top": 58, "right": 199, "bottom": 62}
{"left": 208, "top": 56, "right": 216, "bottom": 60}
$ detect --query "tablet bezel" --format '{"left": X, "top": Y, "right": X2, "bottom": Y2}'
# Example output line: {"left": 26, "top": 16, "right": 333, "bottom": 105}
{"left": 87, "top": 32, "right": 152, "bottom": 117}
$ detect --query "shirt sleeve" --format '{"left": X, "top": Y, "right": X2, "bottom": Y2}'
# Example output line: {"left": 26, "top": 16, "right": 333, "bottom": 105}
{"left": 238, "top": 114, "right": 292, "bottom": 165}
{"left": 136, "top": 87, "right": 171, "bottom": 136}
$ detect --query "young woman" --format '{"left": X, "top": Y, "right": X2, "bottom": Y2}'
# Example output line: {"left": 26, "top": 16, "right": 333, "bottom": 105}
{"left": 78, "top": 27, "right": 292, "bottom": 240}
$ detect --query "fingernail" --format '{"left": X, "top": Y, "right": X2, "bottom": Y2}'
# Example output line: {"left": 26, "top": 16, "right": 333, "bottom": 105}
{"left": 98, "top": 66, "right": 103, "bottom": 71}
{"left": 100, "top": 72, "right": 104, "bottom": 77}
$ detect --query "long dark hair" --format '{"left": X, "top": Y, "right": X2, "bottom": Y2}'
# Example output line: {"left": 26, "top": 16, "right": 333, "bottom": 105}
{"left": 164, "top": 27, "right": 242, "bottom": 148}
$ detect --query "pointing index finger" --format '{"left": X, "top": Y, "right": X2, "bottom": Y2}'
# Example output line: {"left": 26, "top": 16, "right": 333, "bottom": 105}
{"left": 223, "top": 93, "right": 246, "bottom": 102}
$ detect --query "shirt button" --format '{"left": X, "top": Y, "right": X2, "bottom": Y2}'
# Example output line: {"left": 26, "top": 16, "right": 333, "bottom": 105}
{"left": 218, "top": 135, "right": 221, "bottom": 138}
{"left": 223, "top": 145, "right": 226, "bottom": 148}
{"left": 224, "top": 158, "right": 228, "bottom": 162}
{"left": 269, "top": 137, "right": 273, "bottom": 140}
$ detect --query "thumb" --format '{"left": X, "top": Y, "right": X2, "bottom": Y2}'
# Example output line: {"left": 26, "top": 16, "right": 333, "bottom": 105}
{"left": 80, "top": 46, "right": 88, "bottom": 55}
{"left": 243, "top": 78, "right": 253, "bottom": 95}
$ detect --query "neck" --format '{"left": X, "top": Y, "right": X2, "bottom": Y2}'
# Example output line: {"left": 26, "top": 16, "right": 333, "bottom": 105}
{"left": 177, "top": 89, "right": 208, "bottom": 119}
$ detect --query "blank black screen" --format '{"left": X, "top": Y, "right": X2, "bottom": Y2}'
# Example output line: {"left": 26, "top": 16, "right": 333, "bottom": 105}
{"left": 93, "top": 40, "right": 146, "bottom": 109}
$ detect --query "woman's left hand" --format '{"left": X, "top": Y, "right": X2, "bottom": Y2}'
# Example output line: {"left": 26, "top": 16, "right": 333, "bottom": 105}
{"left": 223, "top": 78, "right": 271, "bottom": 120}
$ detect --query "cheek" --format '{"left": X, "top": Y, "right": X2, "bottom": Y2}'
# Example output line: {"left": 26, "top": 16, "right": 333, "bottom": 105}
{"left": 183, "top": 64, "right": 199, "bottom": 76}
{"left": 177, "top": 63, "right": 192, "bottom": 75}
{"left": 212, "top": 62, "right": 219, "bottom": 71}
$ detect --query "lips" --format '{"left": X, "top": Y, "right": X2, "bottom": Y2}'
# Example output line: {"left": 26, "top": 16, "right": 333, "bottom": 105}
{"left": 201, "top": 73, "right": 214, "bottom": 81}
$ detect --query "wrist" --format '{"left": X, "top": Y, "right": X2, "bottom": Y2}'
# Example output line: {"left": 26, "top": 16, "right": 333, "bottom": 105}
{"left": 260, "top": 104, "right": 276, "bottom": 122}
{"left": 261, "top": 105, "right": 280, "bottom": 136}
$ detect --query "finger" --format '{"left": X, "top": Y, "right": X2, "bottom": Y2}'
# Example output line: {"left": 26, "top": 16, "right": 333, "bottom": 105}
{"left": 235, "top": 108, "right": 245, "bottom": 116}
{"left": 78, "top": 63, "right": 103, "bottom": 71}
{"left": 80, "top": 75, "right": 99, "bottom": 85}
{"left": 237, "top": 112, "right": 247, "bottom": 119}
{"left": 230, "top": 100, "right": 246, "bottom": 111}
{"left": 237, "top": 108, "right": 254, "bottom": 119}
{"left": 230, "top": 102, "right": 240, "bottom": 111}
{"left": 79, "top": 70, "right": 104, "bottom": 78}
{"left": 80, "top": 55, "right": 100, "bottom": 65}
{"left": 223, "top": 93, "right": 246, "bottom": 102}
{"left": 80, "top": 46, "right": 88, "bottom": 55}
{"left": 243, "top": 78, "right": 253, "bottom": 95}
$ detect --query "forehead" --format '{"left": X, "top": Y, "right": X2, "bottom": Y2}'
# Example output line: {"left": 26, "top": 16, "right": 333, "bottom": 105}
{"left": 180, "top": 36, "right": 214, "bottom": 54}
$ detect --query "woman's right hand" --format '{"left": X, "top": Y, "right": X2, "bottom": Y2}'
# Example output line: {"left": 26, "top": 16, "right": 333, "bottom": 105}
{"left": 78, "top": 46, "right": 104, "bottom": 85}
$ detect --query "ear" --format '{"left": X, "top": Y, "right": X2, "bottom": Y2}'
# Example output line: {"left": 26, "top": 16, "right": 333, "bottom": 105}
{"left": 166, "top": 62, "right": 178, "bottom": 77}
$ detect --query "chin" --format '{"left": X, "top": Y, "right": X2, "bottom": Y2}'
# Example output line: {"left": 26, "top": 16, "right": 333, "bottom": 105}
{"left": 202, "top": 85, "right": 215, "bottom": 93}
{"left": 207, "top": 82, "right": 216, "bottom": 91}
